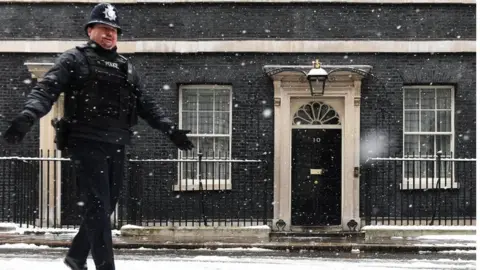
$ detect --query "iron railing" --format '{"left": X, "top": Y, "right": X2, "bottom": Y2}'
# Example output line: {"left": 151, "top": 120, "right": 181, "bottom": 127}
{"left": 362, "top": 152, "right": 476, "bottom": 226}
{"left": 121, "top": 154, "right": 270, "bottom": 227}
{"left": 0, "top": 150, "right": 272, "bottom": 229}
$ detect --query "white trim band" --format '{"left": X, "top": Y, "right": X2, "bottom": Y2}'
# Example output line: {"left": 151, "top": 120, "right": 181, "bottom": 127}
{"left": 0, "top": 0, "right": 474, "bottom": 3}
{"left": 0, "top": 40, "right": 475, "bottom": 53}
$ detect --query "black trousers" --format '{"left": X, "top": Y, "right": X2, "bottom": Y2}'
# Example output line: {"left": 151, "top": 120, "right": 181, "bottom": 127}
{"left": 67, "top": 139, "right": 125, "bottom": 270}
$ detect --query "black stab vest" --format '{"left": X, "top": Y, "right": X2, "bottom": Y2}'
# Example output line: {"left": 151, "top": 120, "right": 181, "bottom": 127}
{"left": 66, "top": 45, "right": 137, "bottom": 129}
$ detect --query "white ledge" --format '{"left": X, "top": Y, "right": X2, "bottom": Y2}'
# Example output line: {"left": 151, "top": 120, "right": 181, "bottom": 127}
{"left": 0, "top": 40, "right": 475, "bottom": 53}
{"left": 399, "top": 178, "right": 459, "bottom": 190}
{"left": 173, "top": 180, "right": 232, "bottom": 191}
{"left": 0, "top": 0, "right": 474, "bottom": 4}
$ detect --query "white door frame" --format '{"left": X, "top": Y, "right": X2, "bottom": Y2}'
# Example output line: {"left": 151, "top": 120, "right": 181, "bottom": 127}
{"left": 267, "top": 65, "right": 371, "bottom": 231}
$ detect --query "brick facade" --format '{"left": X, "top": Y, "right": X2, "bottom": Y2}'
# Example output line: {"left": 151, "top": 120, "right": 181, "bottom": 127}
{"left": 0, "top": 3, "right": 475, "bottom": 40}
{"left": 0, "top": 2, "right": 475, "bottom": 226}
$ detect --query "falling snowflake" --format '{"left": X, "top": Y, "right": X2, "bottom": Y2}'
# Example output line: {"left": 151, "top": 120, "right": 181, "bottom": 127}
{"left": 262, "top": 108, "right": 272, "bottom": 118}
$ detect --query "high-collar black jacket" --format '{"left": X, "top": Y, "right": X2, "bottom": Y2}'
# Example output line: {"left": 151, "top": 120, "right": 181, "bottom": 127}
{"left": 20, "top": 40, "right": 175, "bottom": 145}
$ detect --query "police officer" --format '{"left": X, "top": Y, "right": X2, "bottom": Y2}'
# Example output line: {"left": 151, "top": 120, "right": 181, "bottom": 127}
{"left": 2, "top": 3, "right": 194, "bottom": 270}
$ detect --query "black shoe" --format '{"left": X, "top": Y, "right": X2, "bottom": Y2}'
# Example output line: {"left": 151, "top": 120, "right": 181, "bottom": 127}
{"left": 64, "top": 256, "right": 88, "bottom": 270}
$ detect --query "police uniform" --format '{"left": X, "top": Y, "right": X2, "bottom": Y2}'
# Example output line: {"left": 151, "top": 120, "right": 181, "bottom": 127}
{"left": 2, "top": 3, "right": 193, "bottom": 270}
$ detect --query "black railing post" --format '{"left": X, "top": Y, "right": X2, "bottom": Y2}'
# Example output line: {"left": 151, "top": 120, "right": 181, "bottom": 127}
{"left": 13, "top": 157, "right": 19, "bottom": 225}
{"left": 126, "top": 158, "right": 138, "bottom": 225}
{"left": 364, "top": 162, "right": 372, "bottom": 226}
{"left": 198, "top": 153, "right": 207, "bottom": 226}
{"left": 263, "top": 159, "right": 268, "bottom": 225}
{"left": 117, "top": 154, "right": 130, "bottom": 229}
{"left": 429, "top": 152, "right": 442, "bottom": 225}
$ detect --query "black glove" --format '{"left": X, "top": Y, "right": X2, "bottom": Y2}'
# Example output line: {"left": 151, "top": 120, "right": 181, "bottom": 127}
{"left": 2, "top": 113, "right": 34, "bottom": 144}
{"left": 168, "top": 129, "right": 194, "bottom": 151}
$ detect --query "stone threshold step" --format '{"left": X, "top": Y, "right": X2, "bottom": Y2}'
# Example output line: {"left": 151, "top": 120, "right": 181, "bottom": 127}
{"left": 270, "top": 231, "right": 365, "bottom": 238}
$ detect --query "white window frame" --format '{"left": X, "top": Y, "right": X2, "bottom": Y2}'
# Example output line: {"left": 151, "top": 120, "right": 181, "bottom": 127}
{"left": 401, "top": 85, "right": 457, "bottom": 190}
{"left": 174, "top": 84, "right": 233, "bottom": 191}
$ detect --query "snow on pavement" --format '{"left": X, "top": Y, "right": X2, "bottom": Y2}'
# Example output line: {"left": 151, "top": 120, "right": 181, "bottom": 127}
{"left": 0, "top": 255, "right": 476, "bottom": 270}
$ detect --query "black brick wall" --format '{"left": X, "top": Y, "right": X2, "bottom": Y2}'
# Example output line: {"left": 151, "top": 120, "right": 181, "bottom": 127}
{"left": 0, "top": 53, "right": 41, "bottom": 153}
{"left": 1, "top": 53, "right": 474, "bottom": 216}
{"left": 0, "top": 3, "right": 475, "bottom": 40}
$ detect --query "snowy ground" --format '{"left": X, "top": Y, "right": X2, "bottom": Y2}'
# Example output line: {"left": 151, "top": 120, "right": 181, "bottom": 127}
{"left": 0, "top": 244, "right": 475, "bottom": 270}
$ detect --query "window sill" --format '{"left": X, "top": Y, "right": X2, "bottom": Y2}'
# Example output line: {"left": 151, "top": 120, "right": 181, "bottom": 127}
{"left": 173, "top": 180, "right": 232, "bottom": 191}
{"left": 399, "top": 178, "right": 459, "bottom": 190}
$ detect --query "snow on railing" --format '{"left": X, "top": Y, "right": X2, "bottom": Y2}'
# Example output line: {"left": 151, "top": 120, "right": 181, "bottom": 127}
{"left": 367, "top": 157, "right": 476, "bottom": 162}
{"left": 0, "top": 156, "right": 263, "bottom": 163}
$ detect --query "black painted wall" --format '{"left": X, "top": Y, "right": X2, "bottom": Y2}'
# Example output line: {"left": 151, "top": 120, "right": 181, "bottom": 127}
{"left": 0, "top": 2, "right": 475, "bottom": 225}
{"left": 0, "top": 3, "right": 475, "bottom": 40}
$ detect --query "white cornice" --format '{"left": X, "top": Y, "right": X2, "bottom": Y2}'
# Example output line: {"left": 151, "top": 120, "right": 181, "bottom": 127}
{"left": 0, "top": 0, "right": 474, "bottom": 3}
{"left": 0, "top": 40, "right": 475, "bottom": 53}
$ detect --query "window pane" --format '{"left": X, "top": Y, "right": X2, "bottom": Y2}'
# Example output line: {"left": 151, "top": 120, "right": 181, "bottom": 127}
{"left": 437, "top": 135, "right": 452, "bottom": 179}
{"left": 420, "top": 135, "right": 434, "bottom": 156}
{"left": 436, "top": 135, "right": 451, "bottom": 156}
{"left": 437, "top": 111, "right": 451, "bottom": 132}
{"left": 404, "top": 89, "right": 419, "bottom": 109}
{"left": 404, "top": 135, "right": 419, "bottom": 156}
{"left": 182, "top": 89, "right": 197, "bottom": 110}
{"left": 198, "top": 137, "right": 214, "bottom": 180}
{"left": 404, "top": 159, "right": 434, "bottom": 180}
{"left": 196, "top": 137, "right": 231, "bottom": 180}
{"left": 198, "top": 112, "right": 214, "bottom": 134}
{"left": 420, "top": 89, "right": 435, "bottom": 109}
{"left": 198, "top": 90, "right": 214, "bottom": 111}
{"left": 437, "top": 89, "right": 451, "bottom": 109}
{"left": 214, "top": 112, "right": 230, "bottom": 134}
{"left": 201, "top": 160, "right": 230, "bottom": 180}
{"left": 215, "top": 137, "right": 230, "bottom": 159}
{"left": 405, "top": 111, "right": 419, "bottom": 132}
{"left": 180, "top": 137, "right": 199, "bottom": 180}
{"left": 420, "top": 111, "right": 435, "bottom": 132}
{"left": 439, "top": 159, "right": 452, "bottom": 179}
{"left": 198, "top": 137, "right": 214, "bottom": 158}
{"left": 182, "top": 112, "right": 197, "bottom": 134}
{"left": 215, "top": 90, "right": 230, "bottom": 111}
{"left": 181, "top": 161, "right": 197, "bottom": 181}
{"left": 213, "top": 137, "right": 230, "bottom": 179}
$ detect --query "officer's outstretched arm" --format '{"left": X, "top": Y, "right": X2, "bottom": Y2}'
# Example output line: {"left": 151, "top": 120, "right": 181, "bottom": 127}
{"left": 133, "top": 73, "right": 177, "bottom": 135}
{"left": 21, "top": 51, "right": 76, "bottom": 121}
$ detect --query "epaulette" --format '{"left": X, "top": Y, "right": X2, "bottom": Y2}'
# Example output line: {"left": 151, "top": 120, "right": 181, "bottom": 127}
{"left": 75, "top": 43, "right": 90, "bottom": 51}
{"left": 118, "top": 54, "right": 128, "bottom": 61}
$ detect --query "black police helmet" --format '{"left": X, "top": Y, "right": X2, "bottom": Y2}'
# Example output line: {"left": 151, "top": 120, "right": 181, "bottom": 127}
{"left": 84, "top": 3, "right": 122, "bottom": 35}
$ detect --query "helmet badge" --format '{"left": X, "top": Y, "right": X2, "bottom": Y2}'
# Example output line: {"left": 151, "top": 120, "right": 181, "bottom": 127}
{"left": 103, "top": 4, "right": 117, "bottom": 21}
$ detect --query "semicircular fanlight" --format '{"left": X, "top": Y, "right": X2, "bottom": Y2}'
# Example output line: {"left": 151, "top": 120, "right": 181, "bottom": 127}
{"left": 292, "top": 101, "right": 341, "bottom": 125}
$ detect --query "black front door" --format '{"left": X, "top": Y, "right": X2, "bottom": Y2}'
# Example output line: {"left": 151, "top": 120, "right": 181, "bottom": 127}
{"left": 291, "top": 128, "right": 342, "bottom": 226}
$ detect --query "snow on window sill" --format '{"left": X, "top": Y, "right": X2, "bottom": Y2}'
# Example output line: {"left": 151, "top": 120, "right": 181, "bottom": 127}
{"left": 399, "top": 178, "right": 459, "bottom": 190}
{"left": 173, "top": 180, "right": 232, "bottom": 191}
